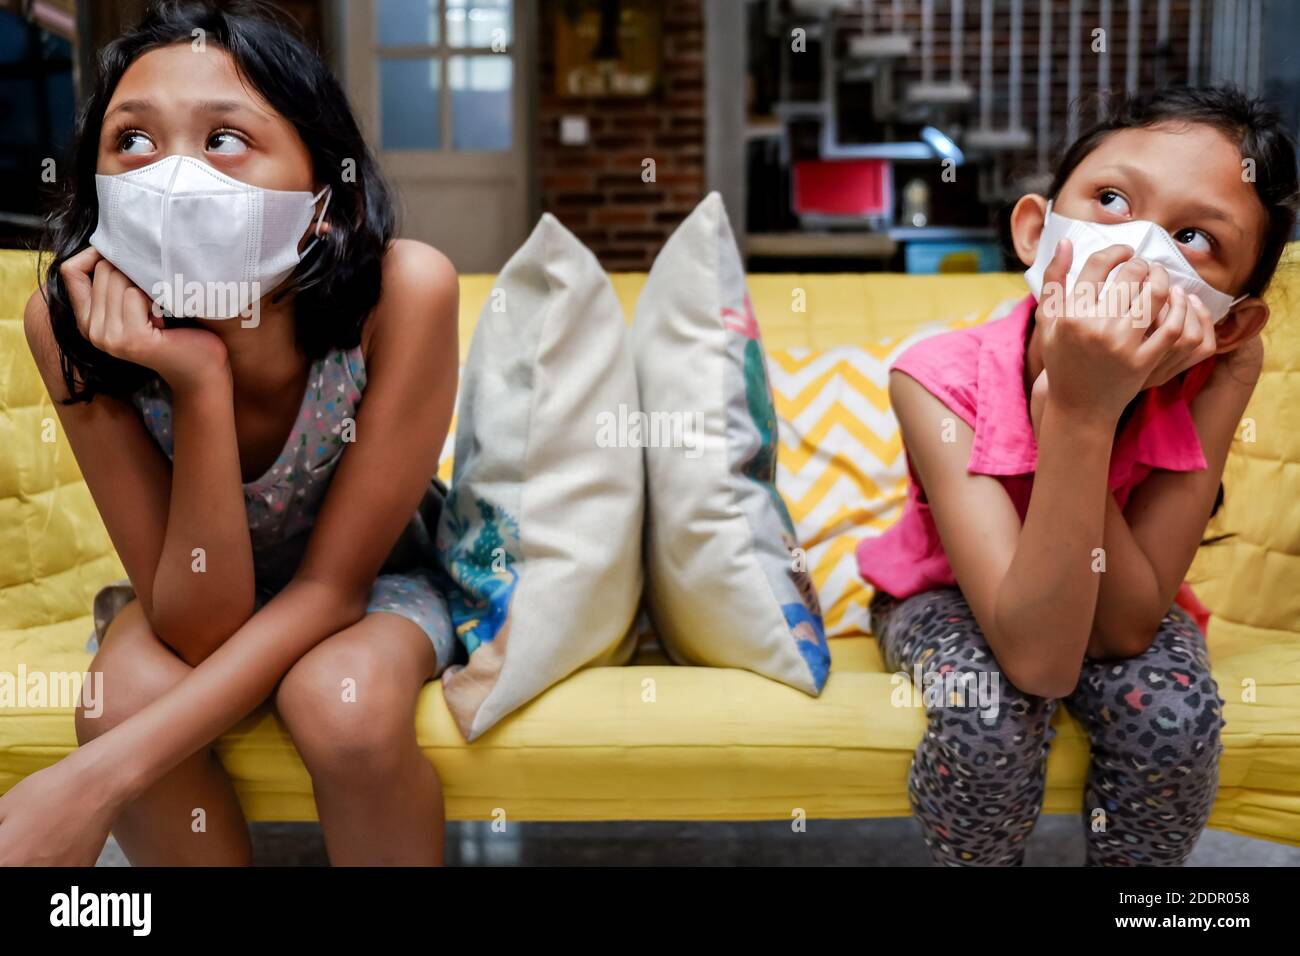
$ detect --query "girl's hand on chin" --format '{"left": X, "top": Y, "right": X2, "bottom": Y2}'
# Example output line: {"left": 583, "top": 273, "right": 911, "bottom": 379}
{"left": 61, "top": 246, "right": 229, "bottom": 393}
{"left": 1036, "top": 239, "right": 1180, "bottom": 423}
{"left": 0, "top": 756, "right": 117, "bottom": 867}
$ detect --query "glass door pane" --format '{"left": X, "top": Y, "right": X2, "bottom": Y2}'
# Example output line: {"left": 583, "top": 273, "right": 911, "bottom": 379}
{"left": 449, "top": 55, "right": 512, "bottom": 151}
{"left": 446, "top": 0, "right": 512, "bottom": 48}
{"left": 380, "top": 58, "right": 441, "bottom": 150}
{"left": 378, "top": 0, "right": 440, "bottom": 46}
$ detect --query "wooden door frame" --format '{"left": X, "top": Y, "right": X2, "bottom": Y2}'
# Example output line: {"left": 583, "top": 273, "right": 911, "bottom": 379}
{"left": 332, "top": 0, "right": 537, "bottom": 250}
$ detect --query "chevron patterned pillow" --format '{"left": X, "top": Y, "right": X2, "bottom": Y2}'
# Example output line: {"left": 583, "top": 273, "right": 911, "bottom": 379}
{"left": 766, "top": 317, "right": 1003, "bottom": 638}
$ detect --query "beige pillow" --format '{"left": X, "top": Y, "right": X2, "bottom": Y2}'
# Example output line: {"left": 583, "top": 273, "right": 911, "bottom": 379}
{"left": 435, "top": 214, "right": 643, "bottom": 740}
{"left": 631, "top": 193, "right": 830, "bottom": 694}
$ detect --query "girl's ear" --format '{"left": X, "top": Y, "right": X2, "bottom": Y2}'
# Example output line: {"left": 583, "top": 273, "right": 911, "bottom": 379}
{"left": 1009, "top": 194, "right": 1049, "bottom": 268}
{"left": 1214, "top": 297, "right": 1269, "bottom": 354}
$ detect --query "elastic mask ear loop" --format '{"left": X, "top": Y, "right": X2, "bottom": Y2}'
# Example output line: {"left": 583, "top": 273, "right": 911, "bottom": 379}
{"left": 300, "top": 185, "right": 333, "bottom": 260}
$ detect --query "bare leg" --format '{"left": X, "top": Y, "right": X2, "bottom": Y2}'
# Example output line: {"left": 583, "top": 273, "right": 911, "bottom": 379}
{"left": 76, "top": 600, "right": 252, "bottom": 866}
{"left": 274, "top": 612, "right": 443, "bottom": 865}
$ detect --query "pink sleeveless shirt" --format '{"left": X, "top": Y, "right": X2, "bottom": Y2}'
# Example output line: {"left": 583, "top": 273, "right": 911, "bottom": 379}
{"left": 856, "top": 294, "right": 1215, "bottom": 633}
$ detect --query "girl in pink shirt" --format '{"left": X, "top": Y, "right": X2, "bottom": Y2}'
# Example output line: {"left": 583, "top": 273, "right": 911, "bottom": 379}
{"left": 857, "top": 87, "right": 1298, "bottom": 866}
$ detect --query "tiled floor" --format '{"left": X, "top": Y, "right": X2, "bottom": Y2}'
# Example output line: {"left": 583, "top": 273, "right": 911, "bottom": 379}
{"left": 94, "top": 816, "right": 1300, "bottom": 866}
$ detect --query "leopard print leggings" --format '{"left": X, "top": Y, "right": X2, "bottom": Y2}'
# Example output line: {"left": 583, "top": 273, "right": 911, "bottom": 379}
{"left": 871, "top": 588, "right": 1224, "bottom": 867}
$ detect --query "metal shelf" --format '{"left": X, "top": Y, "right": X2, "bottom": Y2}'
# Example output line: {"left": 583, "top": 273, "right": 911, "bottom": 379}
{"left": 887, "top": 226, "right": 998, "bottom": 241}
{"left": 746, "top": 231, "right": 898, "bottom": 259}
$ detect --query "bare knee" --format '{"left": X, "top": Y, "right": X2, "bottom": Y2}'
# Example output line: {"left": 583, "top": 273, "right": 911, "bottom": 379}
{"left": 275, "top": 638, "right": 420, "bottom": 783}
{"left": 75, "top": 601, "right": 191, "bottom": 745}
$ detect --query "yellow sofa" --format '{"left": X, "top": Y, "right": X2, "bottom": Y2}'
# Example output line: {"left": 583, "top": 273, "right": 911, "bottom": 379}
{"left": 2, "top": 247, "right": 1298, "bottom": 844}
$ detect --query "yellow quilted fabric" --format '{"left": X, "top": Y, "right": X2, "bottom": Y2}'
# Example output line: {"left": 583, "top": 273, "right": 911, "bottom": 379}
{"left": 0, "top": 253, "right": 126, "bottom": 631}
{"left": 2, "top": 249, "right": 1298, "bottom": 845}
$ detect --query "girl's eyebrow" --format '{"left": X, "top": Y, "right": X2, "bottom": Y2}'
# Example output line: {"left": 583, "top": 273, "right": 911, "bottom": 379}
{"left": 193, "top": 99, "right": 259, "bottom": 117}
{"left": 104, "top": 98, "right": 259, "bottom": 120}
{"left": 103, "top": 97, "right": 154, "bottom": 120}
{"left": 1181, "top": 201, "right": 1244, "bottom": 239}
{"left": 1095, "top": 161, "right": 1154, "bottom": 190}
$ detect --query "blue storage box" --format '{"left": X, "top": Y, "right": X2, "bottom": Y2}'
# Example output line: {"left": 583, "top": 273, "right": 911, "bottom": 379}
{"left": 904, "top": 240, "right": 1004, "bottom": 274}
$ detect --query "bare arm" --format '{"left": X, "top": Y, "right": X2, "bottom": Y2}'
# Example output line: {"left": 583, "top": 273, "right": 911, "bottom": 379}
{"left": 24, "top": 251, "right": 255, "bottom": 661}
{"left": 1088, "top": 336, "right": 1261, "bottom": 656}
{"left": 1023, "top": 283, "right": 1258, "bottom": 659}
{"left": 892, "top": 371, "right": 1113, "bottom": 698}
{"left": 69, "top": 240, "right": 458, "bottom": 807}
{"left": 148, "top": 365, "right": 255, "bottom": 663}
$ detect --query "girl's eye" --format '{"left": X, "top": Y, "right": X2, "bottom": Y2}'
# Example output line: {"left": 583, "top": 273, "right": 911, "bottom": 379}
{"left": 1175, "top": 228, "right": 1212, "bottom": 254}
{"left": 1097, "top": 190, "right": 1131, "bottom": 216}
{"left": 118, "top": 131, "right": 155, "bottom": 155}
{"left": 207, "top": 131, "right": 248, "bottom": 155}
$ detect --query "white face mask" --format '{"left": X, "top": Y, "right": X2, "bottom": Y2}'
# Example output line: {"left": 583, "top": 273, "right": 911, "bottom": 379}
{"left": 89, "top": 154, "right": 331, "bottom": 320}
{"left": 1023, "top": 201, "right": 1245, "bottom": 324}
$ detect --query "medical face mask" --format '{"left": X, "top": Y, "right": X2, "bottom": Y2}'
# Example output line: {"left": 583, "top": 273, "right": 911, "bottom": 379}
{"left": 1023, "top": 201, "right": 1245, "bottom": 324}
{"left": 89, "top": 154, "right": 331, "bottom": 320}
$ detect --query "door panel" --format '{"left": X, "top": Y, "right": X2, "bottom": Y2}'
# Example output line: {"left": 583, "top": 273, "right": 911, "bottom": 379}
{"left": 344, "top": 0, "right": 533, "bottom": 273}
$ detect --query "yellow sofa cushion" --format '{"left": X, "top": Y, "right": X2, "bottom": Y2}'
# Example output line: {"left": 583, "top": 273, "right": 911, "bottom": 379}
{"left": 2, "top": 249, "right": 1298, "bottom": 846}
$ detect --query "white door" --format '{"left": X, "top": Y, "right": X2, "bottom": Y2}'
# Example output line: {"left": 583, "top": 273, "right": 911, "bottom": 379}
{"left": 343, "top": 0, "right": 534, "bottom": 273}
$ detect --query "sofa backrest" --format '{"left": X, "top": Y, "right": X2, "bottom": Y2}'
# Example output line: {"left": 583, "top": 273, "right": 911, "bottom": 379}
{"left": 2, "top": 248, "right": 1297, "bottom": 650}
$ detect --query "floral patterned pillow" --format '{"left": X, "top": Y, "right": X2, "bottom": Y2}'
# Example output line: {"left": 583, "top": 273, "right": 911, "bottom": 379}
{"left": 631, "top": 193, "right": 830, "bottom": 694}
{"left": 436, "top": 214, "right": 644, "bottom": 741}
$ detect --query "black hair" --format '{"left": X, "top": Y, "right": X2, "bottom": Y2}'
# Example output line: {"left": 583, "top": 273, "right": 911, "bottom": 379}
{"left": 39, "top": 0, "right": 397, "bottom": 403}
{"left": 1048, "top": 86, "right": 1300, "bottom": 298}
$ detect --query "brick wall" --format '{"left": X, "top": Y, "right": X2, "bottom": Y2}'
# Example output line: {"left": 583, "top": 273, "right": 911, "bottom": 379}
{"left": 536, "top": 0, "right": 706, "bottom": 271}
